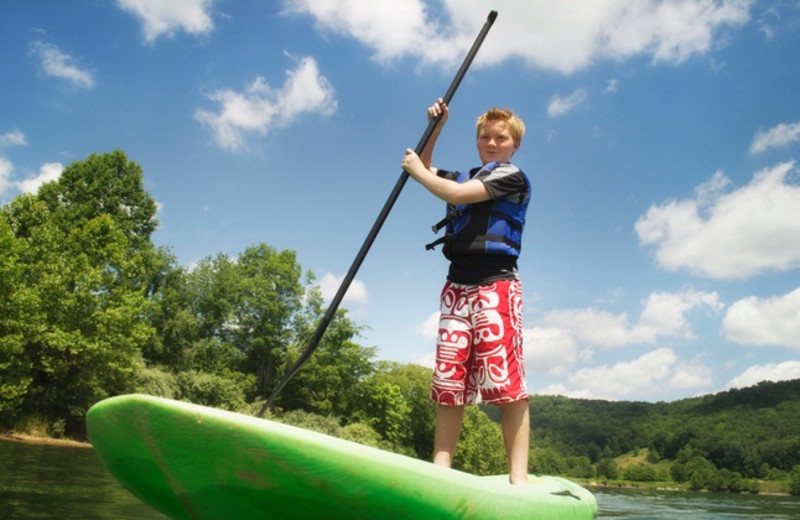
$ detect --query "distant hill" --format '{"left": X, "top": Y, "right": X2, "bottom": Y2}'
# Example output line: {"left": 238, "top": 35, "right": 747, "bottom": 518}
{"left": 485, "top": 379, "right": 800, "bottom": 475}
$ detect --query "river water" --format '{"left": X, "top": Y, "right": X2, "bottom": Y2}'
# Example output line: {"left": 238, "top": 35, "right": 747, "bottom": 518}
{"left": 2, "top": 439, "right": 799, "bottom": 519}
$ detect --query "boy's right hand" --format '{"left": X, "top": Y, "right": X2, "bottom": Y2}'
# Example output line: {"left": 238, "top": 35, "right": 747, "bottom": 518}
{"left": 427, "top": 98, "right": 449, "bottom": 124}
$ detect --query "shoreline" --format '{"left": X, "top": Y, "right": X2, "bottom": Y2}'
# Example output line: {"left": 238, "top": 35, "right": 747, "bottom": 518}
{"left": 580, "top": 479, "right": 791, "bottom": 497}
{"left": 0, "top": 432, "right": 92, "bottom": 449}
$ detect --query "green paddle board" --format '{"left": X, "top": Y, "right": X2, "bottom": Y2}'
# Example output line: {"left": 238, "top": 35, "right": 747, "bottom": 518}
{"left": 87, "top": 394, "right": 597, "bottom": 519}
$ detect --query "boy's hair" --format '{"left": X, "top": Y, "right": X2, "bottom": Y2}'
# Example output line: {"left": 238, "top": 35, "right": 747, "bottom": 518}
{"left": 476, "top": 108, "right": 525, "bottom": 146}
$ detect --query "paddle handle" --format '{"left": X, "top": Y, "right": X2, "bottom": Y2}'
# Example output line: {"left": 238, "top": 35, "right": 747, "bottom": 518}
{"left": 258, "top": 11, "right": 498, "bottom": 416}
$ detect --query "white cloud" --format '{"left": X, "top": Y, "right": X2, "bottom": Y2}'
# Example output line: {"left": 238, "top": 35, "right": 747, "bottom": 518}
{"left": 636, "top": 161, "right": 800, "bottom": 279}
{"left": 0, "top": 156, "right": 13, "bottom": 195}
{"left": 750, "top": 119, "right": 800, "bottom": 154}
{"left": 195, "top": 56, "right": 337, "bottom": 152}
{"left": 756, "top": 6, "right": 781, "bottom": 39}
{"left": 522, "top": 290, "right": 720, "bottom": 397}
{"left": 16, "top": 163, "right": 64, "bottom": 194}
{"left": 419, "top": 311, "right": 440, "bottom": 340}
{"left": 285, "top": 0, "right": 753, "bottom": 73}
{"left": 524, "top": 326, "right": 579, "bottom": 376}
{"left": 29, "top": 42, "right": 94, "bottom": 89}
{"left": 0, "top": 131, "right": 27, "bottom": 148}
{"left": 318, "top": 272, "right": 368, "bottom": 304}
{"left": 413, "top": 352, "right": 436, "bottom": 370}
{"left": 539, "top": 289, "right": 721, "bottom": 349}
{"left": 284, "top": 0, "right": 439, "bottom": 64}
{"left": 721, "top": 361, "right": 800, "bottom": 390}
{"left": 635, "top": 290, "right": 723, "bottom": 341}
{"left": 117, "top": 0, "right": 215, "bottom": 42}
{"left": 567, "top": 347, "right": 679, "bottom": 400}
{"left": 670, "top": 358, "right": 714, "bottom": 388}
{"left": 535, "top": 383, "right": 595, "bottom": 400}
{"left": 604, "top": 78, "right": 619, "bottom": 93}
{"left": 536, "top": 349, "right": 715, "bottom": 400}
{"left": 722, "top": 286, "right": 800, "bottom": 350}
{"left": 547, "top": 88, "right": 588, "bottom": 117}
{"left": 541, "top": 308, "right": 632, "bottom": 348}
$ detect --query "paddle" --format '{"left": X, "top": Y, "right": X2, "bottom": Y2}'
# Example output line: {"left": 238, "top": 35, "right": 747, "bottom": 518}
{"left": 258, "top": 10, "right": 499, "bottom": 417}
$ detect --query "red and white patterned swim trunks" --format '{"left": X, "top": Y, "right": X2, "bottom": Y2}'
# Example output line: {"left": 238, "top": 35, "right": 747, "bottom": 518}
{"left": 431, "top": 280, "right": 528, "bottom": 406}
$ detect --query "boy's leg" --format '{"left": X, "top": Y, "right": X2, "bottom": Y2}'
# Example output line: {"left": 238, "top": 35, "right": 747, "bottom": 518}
{"left": 500, "top": 399, "right": 530, "bottom": 486}
{"left": 432, "top": 403, "right": 465, "bottom": 467}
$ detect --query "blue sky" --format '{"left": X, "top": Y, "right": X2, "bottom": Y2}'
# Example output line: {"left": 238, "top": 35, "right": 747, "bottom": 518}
{"left": 2, "top": 0, "right": 800, "bottom": 402}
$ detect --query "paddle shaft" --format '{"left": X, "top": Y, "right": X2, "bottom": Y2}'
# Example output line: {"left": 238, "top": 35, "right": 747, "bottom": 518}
{"left": 259, "top": 11, "right": 498, "bottom": 416}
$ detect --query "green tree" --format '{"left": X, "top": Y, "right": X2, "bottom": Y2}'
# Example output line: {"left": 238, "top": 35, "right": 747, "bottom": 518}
{"left": 646, "top": 446, "right": 661, "bottom": 463}
{"left": 622, "top": 463, "right": 657, "bottom": 482}
{"left": 37, "top": 150, "right": 158, "bottom": 251}
{"left": 0, "top": 215, "right": 34, "bottom": 421}
{"left": 596, "top": 458, "right": 619, "bottom": 479}
{"left": 0, "top": 151, "right": 165, "bottom": 435}
{"left": 670, "top": 462, "right": 689, "bottom": 482}
{"left": 567, "top": 456, "right": 596, "bottom": 479}
{"left": 233, "top": 245, "right": 304, "bottom": 395}
{"left": 277, "top": 280, "right": 374, "bottom": 416}
{"left": 352, "top": 380, "right": 411, "bottom": 450}
{"left": 687, "top": 456, "right": 720, "bottom": 491}
{"left": 789, "top": 465, "right": 800, "bottom": 496}
{"left": 174, "top": 369, "right": 251, "bottom": 411}
{"left": 717, "top": 468, "right": 745, "bottom": 492}
{"left": 186, "top": 253, "right": 240, "bottom": 352}
{"left": 531, "top": 447, "right": 567, "bottom": 475}
{"left": 352, "top": 362, "right": 434, "bottom": 458}
{"left": 453, "top": 407, "right": 507, "bottom": 476}
{"left": 3, "top": 194, "right": 152, "bottom": 434}
{"left": 141, "top": 250, "right": 200, "bottom": 370}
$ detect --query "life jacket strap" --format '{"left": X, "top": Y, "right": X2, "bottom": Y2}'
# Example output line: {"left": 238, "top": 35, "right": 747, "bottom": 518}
{"left": 429, "top": 208, "right": 522, "bottom": 237}
{"left": 425, "top": 233, "right": 520, "bottom": 253}
{"left": 476, "top": 234, "right": 522, "bottom": 252}
{"left": 425, "top": 235, "right": 449, "bottom": 251}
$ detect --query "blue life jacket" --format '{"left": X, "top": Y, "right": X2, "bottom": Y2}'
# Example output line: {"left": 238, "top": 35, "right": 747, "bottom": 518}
{"left": 426, "top": 162, "right": 530, "bottom": 259}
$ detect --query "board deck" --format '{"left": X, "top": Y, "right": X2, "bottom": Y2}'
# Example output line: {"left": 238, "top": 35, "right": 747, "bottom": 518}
{"left": 87, "top": 394, "right": 597, "bottom": 519}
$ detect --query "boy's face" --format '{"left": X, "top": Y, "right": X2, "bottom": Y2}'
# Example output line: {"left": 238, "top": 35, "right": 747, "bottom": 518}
{"left": 477, "top": 120, "right": 520, "bottom": 165}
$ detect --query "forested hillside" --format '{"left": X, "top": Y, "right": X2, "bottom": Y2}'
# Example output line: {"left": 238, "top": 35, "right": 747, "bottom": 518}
{"left": 521, "top": 379, "right": 800, "bottom": 475}
{"left": 500, "top": 379, "right": 800, "bottom": 493}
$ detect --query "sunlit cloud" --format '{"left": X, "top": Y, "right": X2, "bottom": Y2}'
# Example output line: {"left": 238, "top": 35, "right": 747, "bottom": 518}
{"left": 636, "top": 161, "right": 800, "bottom": 279}
{"left": 318, "top": 272, "right": 368, "bottom": 304}
{"left": 117, "top": 0, "right": 216, "bottom": 42}
{"left": 721, "top": 361, "right": 800, "bottom": 391}
{"left": 750, "top": 119, "right": 800, "bottom": 154}
{"left": 0, "top": 131, "right": 28, "bottom": 148}
{"left": 29, "top": 42, "right": 94, "bottom": 89}
{"left": 538, "top": 289, "right": 721, "bottom": 349}
{"left": 547, "top": 88, "right": 588, "bottom": 117}
{"left": 195, "top": 57, "right": 337, "bottom": 152}
{"left": 0, "top": 156, "right": 13, "bottom": 195}
{"left": 16, "top": 163, "right": 64, "bottom": 194}
{"left": 285, "top": 0, "right": 753, "bottom": 73}
{"left": 723, "top": 286, "right": 800, "bottom": 350}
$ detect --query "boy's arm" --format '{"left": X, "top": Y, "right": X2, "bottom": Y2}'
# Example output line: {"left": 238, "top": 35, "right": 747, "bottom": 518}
{"left": 402, "top": 97, "right": 491, "bottom": 205}
{"left": 401, "top": 151, "right": 491, "bottom": 205}
{"left": 419, "top": 99, "right": 448, "bottom": 170}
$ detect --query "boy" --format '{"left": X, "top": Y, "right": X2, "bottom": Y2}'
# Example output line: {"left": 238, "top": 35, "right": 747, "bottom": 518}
{"left": 401, "top": 99, "right": 531, "bottom": 486}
